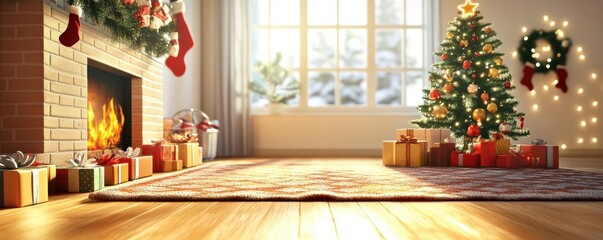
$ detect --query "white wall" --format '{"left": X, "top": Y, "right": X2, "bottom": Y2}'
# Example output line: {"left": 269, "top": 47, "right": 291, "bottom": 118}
{"left": 163, "top": 0, "right": 203, "bottom": 117}
{"left": 163, "top": 0, "right": 603, "bottom": 157}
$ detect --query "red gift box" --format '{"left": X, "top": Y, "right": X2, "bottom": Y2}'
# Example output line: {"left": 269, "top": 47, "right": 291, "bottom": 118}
{"left": 141, "top": 143, "right": 178, "bottom": 172}
{"left": 519, "top": 145, "right": 559, "bottom": 169}
{"left": 496, "top": 155, "right": 523, "bottom": 168}
{"left": 429, "top": 143, "right": 455, "bottom": 167}
{"left": 474, "top": 141, "right": 496, "bottom": 167}
{"left": 450, "top": 151, "right": 480, "bottom": 167}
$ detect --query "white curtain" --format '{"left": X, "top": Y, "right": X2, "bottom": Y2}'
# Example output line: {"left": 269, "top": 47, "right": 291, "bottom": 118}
{"left": 200, "top": 0, "right": 252, "bottom": 157}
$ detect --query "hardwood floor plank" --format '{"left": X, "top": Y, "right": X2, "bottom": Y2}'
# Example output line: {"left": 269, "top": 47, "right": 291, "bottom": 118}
{"left": 251, "top": 202, "right": 300, "bottom": 240}
{"left": 358, "top": 202, "right": 416, "bottom": 239}
{"left": 329, "top": 202, "right": 384, "bottom": 240}
{"left": 299, "top": 202, "right": 338, "bottom": 240}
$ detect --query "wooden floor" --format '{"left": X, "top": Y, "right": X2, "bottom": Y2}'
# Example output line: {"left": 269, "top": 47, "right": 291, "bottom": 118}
{"left": 1, "top": 157, "right": 602, "bottom": 240}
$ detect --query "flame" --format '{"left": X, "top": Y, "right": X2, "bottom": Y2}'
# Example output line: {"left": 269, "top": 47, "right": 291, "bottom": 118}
{"left": 88, "top": 98, "right": 124, "bottom": 150}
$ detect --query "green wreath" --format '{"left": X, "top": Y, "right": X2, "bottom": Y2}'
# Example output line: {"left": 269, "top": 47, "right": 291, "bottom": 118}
{"left": 518, "top": 30, "right": 572, "bottom": 73}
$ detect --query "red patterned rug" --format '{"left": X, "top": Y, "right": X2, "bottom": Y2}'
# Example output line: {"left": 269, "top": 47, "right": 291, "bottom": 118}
{"left": 88, "top": 159, "right": 603, "bottom": 201}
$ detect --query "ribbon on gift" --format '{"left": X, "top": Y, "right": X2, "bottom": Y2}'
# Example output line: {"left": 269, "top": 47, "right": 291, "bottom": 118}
{"left": 546, "top": 145, "right": 555, "bottom": 168}
{"left": 133, "top": 158, "right": 140, "bottom": 179}
{"left": 66, "top": 152, "right": 97, "bottom": 168}
{"left": 116, "top": 147, "right": 141, "bottom": 158}
{"left": 396, "top": 135, "right": 417, "bottom": 166}
{"left": 94, "top": 153, "right": 120, "bottom": 166}
{"left": 151, "top": 139, "right": 166, "bottom": 146}
{"left": 458, "top": 154, "right": 464, "bottom": 166}
{"left": 0, "top": 151, "right": 36, "bottom": 170}
{"left": 31, "top": 169, "right": 39, "bottom": 204}
{"left": 529, "top": 139, "right": 548, "bottom": 145}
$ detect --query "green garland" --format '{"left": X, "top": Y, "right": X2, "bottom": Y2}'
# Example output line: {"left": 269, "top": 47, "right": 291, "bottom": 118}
{"left": 75, "top": 0, "right": 175, "bottom": 58}
{"left": 518, "top": 30, "right": 571, "bottom": 73}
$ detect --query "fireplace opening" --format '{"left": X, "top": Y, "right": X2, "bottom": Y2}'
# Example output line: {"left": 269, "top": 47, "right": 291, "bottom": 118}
{"left": 87, "top": 63, "right": 132, "bottom": 152}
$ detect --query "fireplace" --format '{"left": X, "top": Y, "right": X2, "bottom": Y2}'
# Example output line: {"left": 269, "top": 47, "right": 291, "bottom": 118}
{"left": 87, "top": 62, "right": 132, "bottom": 152}
{"left": 0, "top": 1, "right": 165, "bottom": 164}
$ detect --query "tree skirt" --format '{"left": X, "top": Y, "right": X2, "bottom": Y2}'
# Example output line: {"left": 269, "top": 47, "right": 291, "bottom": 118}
{"left": 88, "top": 159, "right": 603, "bottom": 201}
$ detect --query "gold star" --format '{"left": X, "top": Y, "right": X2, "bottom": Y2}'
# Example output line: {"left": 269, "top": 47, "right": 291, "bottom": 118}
{"left": 458, "top": 0, "right": 479, "bottom": 18}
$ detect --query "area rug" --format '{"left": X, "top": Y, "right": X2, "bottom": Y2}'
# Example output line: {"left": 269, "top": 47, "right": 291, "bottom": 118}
{"left": 88, "top": 159, "right": 603, "bottom": 201}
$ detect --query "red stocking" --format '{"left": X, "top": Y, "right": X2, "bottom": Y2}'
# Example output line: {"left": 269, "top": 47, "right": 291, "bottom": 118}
{"left": 166, "top": 0, "right": 194, "bottom": 77}
{"left": 59, "top": 5, "right": 82, "bottom": 47}
{"left": 555, "top": 66, "right": 568, "bottom": 93}
{"left": 519, "top": 63, "right": 535, "bottom": 91}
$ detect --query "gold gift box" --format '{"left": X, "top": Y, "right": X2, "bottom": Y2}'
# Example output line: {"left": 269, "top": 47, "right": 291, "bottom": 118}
{"left": 176, "top": 143, "right": 201, "bottom": 168}
{"left": 104, "top": 163, "right": 129, "bottom": 186}
{"left": 1, "top": 168, "right": 49, "bottom": 208}
{"left": 160, "top": 160, "right": 183, "bottom": 172}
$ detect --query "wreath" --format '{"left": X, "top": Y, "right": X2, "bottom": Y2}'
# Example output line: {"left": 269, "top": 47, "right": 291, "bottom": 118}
{"left": 518, "top": 29, "right": 572, "bottom": 93}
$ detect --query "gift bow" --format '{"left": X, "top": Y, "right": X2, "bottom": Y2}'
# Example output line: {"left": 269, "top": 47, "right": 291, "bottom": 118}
{"left": 94, "top": 153, "right": 121, "bottom": 166}
{"left": 396, "top": 135, "right": 418, "bottom": 144}
{"left": 529, "top": 139, "right": 547, "bottom": 145}
{"left": 491, "top": 133, "right": 504, "bottom": 140}
{"left": 66, "top": 152, "right": 97, "bottom": 168}
{"left": 0, "top": 151, "right": 36, "bottom": 169}
{"left": 116, "top": 147, "right": 141, "bottom": 158}
{"left": 151, "top": 139, "right": 166, "bottom": 146}
{"left": 197, "top": 121, "right": 220, "bottom": 132}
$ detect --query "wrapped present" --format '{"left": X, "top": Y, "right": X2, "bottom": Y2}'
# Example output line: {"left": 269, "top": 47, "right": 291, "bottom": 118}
{"left": 494, "top": 138, "right": 511, "bottom": 155}
{"left": 450, "top": 151, "right": 480, "bottom": 167}
{"left": 103, "top": 163, "right": 129, "bottom": 186}
{"left": 141, "top": 140, "right": 178, "bottom": 172}
{"left": 117, "top": 156, "right": 153, "bottom": 180}
{"left": 159, "top": 160, "right": 183, "bottom": 172}
{"left": 176, "top": 143, "right": 200, "bottom": 168}
{"left": 0, "top": 167, "right": 49, "bottom": 208}
{"left": 496, "top": 155, "right": 523, "bottom": 168}
{"left": 429, "top": 143, "right": 455, "bottom": 167}
{"left": 519, "top": 140, "right": 559, "bottom": 169}
{"left": 56, "top": 167, "right": 104, "bottom": 193}
{"left": 32, "top": 162, "right": 56, "bottom": 194}
{"left": 394, "top": 136, "right": 427, "bottom": 167}
{"left": 382, "top": 140, "right": 396, "bottom": 166}
{"left": 396, "top": 129, "right": 451, "bottom": 149}
{"left": 474, "top": 141, "right": 496, "bottom": 167}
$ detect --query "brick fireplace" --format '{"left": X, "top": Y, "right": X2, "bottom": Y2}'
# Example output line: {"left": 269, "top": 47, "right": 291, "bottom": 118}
{"left": 0, "top": 1, "right": 164, "bottom": 163}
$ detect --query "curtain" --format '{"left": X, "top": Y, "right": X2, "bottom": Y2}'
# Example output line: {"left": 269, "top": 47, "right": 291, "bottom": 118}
{"left": 200, "top": 0, "right": 252, "bottom": 157}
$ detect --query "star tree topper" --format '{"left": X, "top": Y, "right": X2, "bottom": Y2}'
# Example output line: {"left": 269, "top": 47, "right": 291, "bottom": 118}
{"left": 458, "top": 0, "right": 479, "bottom": 18}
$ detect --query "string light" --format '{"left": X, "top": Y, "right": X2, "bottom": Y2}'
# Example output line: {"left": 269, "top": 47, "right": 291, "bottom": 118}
{"left": 580, "top": 55, "right": 586, "bottom": 60}
{"left": 577, "top": 106, "right": 583, "bottom": 111}
{"left": 530, "top": 90, "right": 536, "bottom": 96}
{"left": 593, "top": 138, "right": 599, "bottom": 143}
{"left": 593, "top": 117, "right": 598, "bottom": 123}
{"left": 577, "top": 88, "right": 584, "bottom": 94}
{"left": 577, "top": 47, "right": 583, "bottom": 52}
{"left": 561, "top": 144, "right": 567, "bottom": 149}
{"left": 578, "top": 138, "right": 584, "bottom": 144}
{"left": 543, "top": 15, "right": 549, "bottom": 22}
{"left": 521, "top": 27, "right": 527, "bottom": 33}
{"left": 563, "top": 21, "right": 569, "bottom": 27}
{"left": 532, "top": 104, "right": 539, "bottom": 110}
{"left": 512, "top": 51, "right": 518, "bottom": 57}
{"left": 580, "top": 121, "right": 587, "bottom": 127}
{"left": 592, "top": 73, "right": 597, "bottom": 79}
{"left": 593, "top": 101, "right": 599, "bottom": 107}
{"left": 553, "top": 95, "right": 559, "bottom": 101}
{"left": 549, "top": 21, "right": 555, "bottom": 27}
{"left": 552, "top": 80, "right": 558, "bottom": 85}
{"left": 543, "top": 85, "right": 549, "bottom": 91}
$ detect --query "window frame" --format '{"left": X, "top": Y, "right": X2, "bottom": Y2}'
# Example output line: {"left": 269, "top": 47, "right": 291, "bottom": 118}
{"left": 249, "top": 0, "right": 439, "bottom": 115}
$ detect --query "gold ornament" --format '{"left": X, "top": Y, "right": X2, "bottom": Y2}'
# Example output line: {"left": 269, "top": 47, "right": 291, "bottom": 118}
{"left": 483, "top": 44, "right": 493, "bottom": 53}
{"left": 489, "top": 68, "right": 500, "bottom": 78}
{"left": 457, "top": 0, "right": 479, "bottom": 18}
{"left": 460, "top": 40, "right": 469, "bottom": 48}
{"left": 443, "top": 83, "right": 453, "bottom": 93}
{"left": 447, "top": 32, "right": 454, "bottom": 39}
{"left": 472, "top": 108, "right": 486, "bottom": 121}
{"left": 433, "top": 105, "right": 448, "bottom": 119}
{"left": 467, "top": 83, "right": 478, "bottom": 94}
{"left": 447, "top": 75, "right": 454, "bottom": 82}
{"left": 494, "top": 57, "right": 503, "bottom": 65}
{"left": 487, "top": 102, "right": 498, "bottom": 113}
{"left": 480, "top": 92, "right": 489, "bottom": 101}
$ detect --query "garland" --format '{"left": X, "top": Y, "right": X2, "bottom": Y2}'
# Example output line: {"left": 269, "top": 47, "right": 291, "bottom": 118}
{"left": 518, "top": 29, "right": 571, "bottom": 73}
{"left": 75, "top": 0, "right": 175, "bottom": 57}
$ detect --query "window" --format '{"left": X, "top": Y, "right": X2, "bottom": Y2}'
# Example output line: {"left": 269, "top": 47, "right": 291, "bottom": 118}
{"left": 250, "top": 0, "right": 436, "bottom": 112}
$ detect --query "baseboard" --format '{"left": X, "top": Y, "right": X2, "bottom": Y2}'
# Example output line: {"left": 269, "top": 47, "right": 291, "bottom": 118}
{"left": 253, "top": 148, "right": 603, "bottom": 158}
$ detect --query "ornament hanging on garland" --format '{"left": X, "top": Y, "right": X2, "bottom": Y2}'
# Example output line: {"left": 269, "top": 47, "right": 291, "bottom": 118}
{"left": 486, "top": 102, "right": 498, "bottom": 113}
{"left": 480, "top": 92, "right": 489, "bottom": 101}
{"left": 432, "top": 105, "right": 448, "bottom": 119}
{"left": 429, "top": 89, "right": 441, "bottom": 100}
{"left": 443, "top": 83, "right": 453, "bottom": 93}
{"left": 499, "top": 122, "right": 511, "bottom": 134}
{"left": 518, "top": 29, "right": 572, "bottom": 93}
{"left": 467, "top": 83, "right": 478, "bottom": 94}
{"left": 463, "top": 60, "right": 472, "bottom": 69}
{"left": 504, "top": 81, "right": 512, "bottom": 89}
{"left": 472, "top": 108, "right": 486, "bottom": 121}
{"left": 467, "top": 124, "right": 481, "bottom": 137}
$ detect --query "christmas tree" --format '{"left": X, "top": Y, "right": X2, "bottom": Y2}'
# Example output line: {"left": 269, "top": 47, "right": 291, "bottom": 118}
{"left": 411, "top": 0, "right": 529, "bottom": 149}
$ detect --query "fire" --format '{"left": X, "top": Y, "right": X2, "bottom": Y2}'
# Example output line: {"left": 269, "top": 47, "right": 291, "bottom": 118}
{"left": 88, "top": 98, "right": 124, "bottom": 150}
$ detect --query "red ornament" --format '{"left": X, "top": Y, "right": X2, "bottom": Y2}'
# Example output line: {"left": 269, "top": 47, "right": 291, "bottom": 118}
{"left": 470, "top": 24, "right": 475, "bottom": 29}
{"left": 123, "top": 0, "right": 135, "bottom": 5}
{"left": 471, "top": 35, "right": 478, "bottom": 41}
{"left": 441, "top": 53, "right": 448, "bottom": 61}
{"left": 475, "top": 52, "right": 481, "bottom": 57}
{"left": 443, "top": 83, "right": 453, "bottom": 93}
{"left": 467, "top": 124, "right": 481, "bottom": 137}
{"left": 429, "top": 89, "right": 442, "bottom": 100}
{"left": 520, "top": 117, "right": 525, "bottom": 130}
{"left": 504, "top": 81, "right": 512, "bottom": 89}
{"left": 463, "top": 60, "right": 471, "bottom": 70}
{"left": 471, "top": 73, "right": 477, "bottom": 78}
